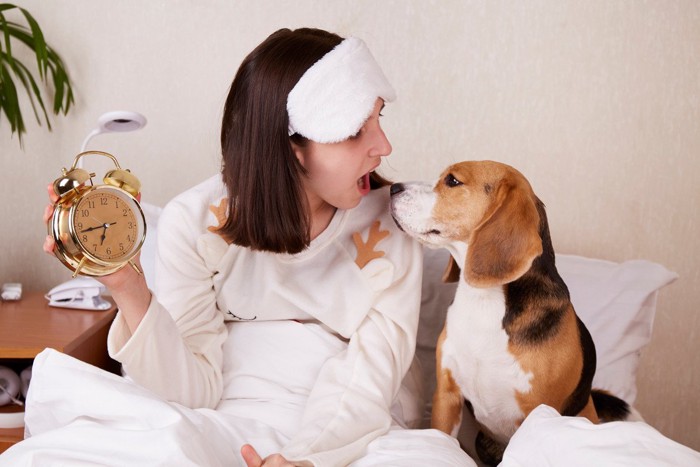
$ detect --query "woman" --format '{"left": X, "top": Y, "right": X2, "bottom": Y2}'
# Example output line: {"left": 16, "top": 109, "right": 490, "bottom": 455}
{"left": 6, "top": 28, "right": 473, "bottom": 466}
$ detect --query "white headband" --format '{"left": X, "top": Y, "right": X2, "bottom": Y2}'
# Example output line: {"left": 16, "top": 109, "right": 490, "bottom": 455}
{"left": 287, "top": 37, "right": 396, "bottom": 144}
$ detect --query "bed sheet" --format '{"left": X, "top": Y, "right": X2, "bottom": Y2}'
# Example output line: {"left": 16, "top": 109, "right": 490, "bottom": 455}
{"left": 501, "top": 404, "right": 700, "bottom": 467}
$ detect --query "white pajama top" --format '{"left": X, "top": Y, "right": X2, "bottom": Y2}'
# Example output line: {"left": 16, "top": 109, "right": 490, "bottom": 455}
{"left": 107, "top": 174, "right": 424, "bottom": 466}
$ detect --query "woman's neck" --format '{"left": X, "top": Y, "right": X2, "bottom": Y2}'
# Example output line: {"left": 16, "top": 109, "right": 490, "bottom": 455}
{"left": 309, "top": 201, "right": 337, "bottom": 240}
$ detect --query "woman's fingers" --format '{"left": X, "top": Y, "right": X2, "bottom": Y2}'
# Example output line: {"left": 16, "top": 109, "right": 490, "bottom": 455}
{"left": 45, "top": 183, "right": 57, "bottom": 225}
{"left": 241, "top": 444, "right": 263, "bottom": 467}
{"left": 43, "top": 203, "right": 54, "bottom": 224}
{"left": 241, "top": 445, "right": 295, "bottom": 467}
{"left": 44, "top": 184, "right": 57, "bottom": 255}
{"left": 47, "top": 183, "right": 59, "bottom": 203}
{"left": 43, "top": 235, "right": 55, "bottom": 254}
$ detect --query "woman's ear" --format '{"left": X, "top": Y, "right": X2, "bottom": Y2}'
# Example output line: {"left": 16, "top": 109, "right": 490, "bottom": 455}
{"left": 290, "top": 140, "right": 306, "bottom": 166}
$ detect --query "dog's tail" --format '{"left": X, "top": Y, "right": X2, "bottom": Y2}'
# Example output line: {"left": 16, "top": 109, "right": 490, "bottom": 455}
{"left": 592, "top": 389, "right": 644, "bottom": 422}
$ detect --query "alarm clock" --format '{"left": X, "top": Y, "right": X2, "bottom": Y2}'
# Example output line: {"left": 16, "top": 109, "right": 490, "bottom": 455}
{"left": 49, "top": 150, "right": 146, "bottom": 277}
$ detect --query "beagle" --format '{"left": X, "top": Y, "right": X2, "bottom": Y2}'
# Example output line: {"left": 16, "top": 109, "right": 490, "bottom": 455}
{"left": 390, "top": 161, "right": 633, "bottom": 465}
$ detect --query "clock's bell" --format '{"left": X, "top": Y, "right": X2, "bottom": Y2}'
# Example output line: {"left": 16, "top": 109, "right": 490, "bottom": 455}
{"left": 103, "top": 169, "right": 141, "bottom": 197}
{"left": 52, "top": 168, "right": 94, "bottom": 201}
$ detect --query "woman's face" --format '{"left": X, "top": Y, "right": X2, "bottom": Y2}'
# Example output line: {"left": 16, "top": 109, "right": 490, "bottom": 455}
{"left": 293, "top": 98, "right": 392, "bottom": 214}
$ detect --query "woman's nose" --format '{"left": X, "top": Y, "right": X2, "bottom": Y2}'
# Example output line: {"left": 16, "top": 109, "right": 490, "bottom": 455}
{"left": 371, "top": 126, "right": 392, "bottom": 158}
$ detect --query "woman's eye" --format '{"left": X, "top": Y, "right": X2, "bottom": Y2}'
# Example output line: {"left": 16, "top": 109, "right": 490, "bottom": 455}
{"left": 444, "top": 174, "right": 462, "bottom": 187}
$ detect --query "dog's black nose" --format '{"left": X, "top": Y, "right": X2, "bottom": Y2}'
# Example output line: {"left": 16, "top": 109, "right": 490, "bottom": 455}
{"left": 390, "top": 183, "right": 405, "bottom": 196}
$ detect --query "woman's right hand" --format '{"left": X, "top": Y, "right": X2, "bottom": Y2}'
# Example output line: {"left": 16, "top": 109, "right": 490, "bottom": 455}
{"left": 43, "top": 183, "right": 152, "bottom": 333}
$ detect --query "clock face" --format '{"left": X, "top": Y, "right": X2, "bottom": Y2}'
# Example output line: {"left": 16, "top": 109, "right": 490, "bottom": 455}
{"left": 72, "top": 187, "right": 142, "bottom": 262}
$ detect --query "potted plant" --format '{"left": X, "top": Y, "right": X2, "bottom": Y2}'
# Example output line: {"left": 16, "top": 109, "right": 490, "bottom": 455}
{"left": 0, "top": 3, "right": 74, "bottom": 146}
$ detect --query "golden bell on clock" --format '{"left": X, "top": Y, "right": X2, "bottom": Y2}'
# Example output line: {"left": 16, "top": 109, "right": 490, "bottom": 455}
{"left": 103, "top": 168, "right": 141, "bottom": 198}
{"left": 52, "top": 168, "right": 93, "bottom": 201}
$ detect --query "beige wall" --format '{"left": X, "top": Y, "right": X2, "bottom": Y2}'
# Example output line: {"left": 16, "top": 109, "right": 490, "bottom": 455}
{"left": 2, "top": 0, "right": 698, "bottom": 451}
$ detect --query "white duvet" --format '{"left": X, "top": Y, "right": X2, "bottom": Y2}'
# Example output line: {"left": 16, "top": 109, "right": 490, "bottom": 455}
{"left": 3, "top": 348, "right": 699, "bottom": 466}
{"left": 501, "top": 404, "right": 700, "bottom": 467}
{"left": 0, "top": 327, "right": 472, "bottom": 466}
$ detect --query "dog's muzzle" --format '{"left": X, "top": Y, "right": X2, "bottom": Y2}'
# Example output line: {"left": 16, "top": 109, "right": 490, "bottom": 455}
{"left": 389, "top": 181, "right": 439, "bottom": 240}
{"left": 389, "top": 183, "right": 407, "bottom": 231}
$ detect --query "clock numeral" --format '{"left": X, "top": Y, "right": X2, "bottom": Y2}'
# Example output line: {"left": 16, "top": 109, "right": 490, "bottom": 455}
{"left": 92, "top": 244, "right": 98, "bottom": 252}
{"left": 82, "top": 235, "right": 88, "bottom": 242}
{"left": 122, "top": 209, "right": 128, "bottom": 216}
{"left": 82, "top": 209, "right": 90, "bottom": 217}
{"left": 106, "top": 247, "right": 112, "bottom": 255}
{"left": 77, "top": 222, "right": 83, "bottom": 230}
{"left": 87, "top": 200, "right": 95, "bottom": 209}
{"left": 101, "top": 197, "right": 109, "bottom": 206}
{"left": 119, "top": 243, "right": 125, "bottom": 251}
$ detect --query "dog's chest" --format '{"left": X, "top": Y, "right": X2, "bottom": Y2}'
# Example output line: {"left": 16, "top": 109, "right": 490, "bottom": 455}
{"left": 441, "top": 285, "right": 532, "bottom": 441}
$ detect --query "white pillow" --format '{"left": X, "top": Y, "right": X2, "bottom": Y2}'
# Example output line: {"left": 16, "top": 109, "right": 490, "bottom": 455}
{"left": 417, "top": 247, "right": 678, "bottom": 427}
{"left": 556, "top": 253, "right": 678, "bottom": 403}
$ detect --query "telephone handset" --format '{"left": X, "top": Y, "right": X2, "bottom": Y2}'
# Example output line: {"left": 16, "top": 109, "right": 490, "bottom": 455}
{"left": 45, "top": 277, "right": 111, "bottom": 311}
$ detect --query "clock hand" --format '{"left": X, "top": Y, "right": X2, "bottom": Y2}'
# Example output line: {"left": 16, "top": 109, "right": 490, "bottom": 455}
{"left": 81, "top": 224, "right": 105, "bottom": 233}
{"left": 99, "top": 222, "right": 116, "bottom": 245}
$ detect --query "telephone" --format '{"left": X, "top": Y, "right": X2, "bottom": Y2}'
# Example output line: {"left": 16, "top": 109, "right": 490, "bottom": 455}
{"left": 45, "top": 277, "right": 111, "bottom": 311}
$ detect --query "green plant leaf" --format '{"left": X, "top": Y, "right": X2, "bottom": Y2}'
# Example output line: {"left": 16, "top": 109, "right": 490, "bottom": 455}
{"left": 2, "top": 50, "right": 50, "bottom": 128}
{"left": 17, "top": 6, "right": 48, "bottom": 79}
{"left": 0, "top": 12, "right": 15, "bottom": 66}
{"left": 0, "top": 3, "right": 75, "bottom": 146}
{"left": 0, "top": 60, "right": 24, "bottom": 140}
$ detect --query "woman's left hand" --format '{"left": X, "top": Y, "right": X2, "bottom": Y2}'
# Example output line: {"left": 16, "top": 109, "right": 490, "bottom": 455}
{"left": 241, "top": 444, "right": 296, "bottom": 467}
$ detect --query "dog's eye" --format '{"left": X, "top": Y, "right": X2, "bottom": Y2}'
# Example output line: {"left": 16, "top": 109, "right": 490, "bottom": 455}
{"left": 444, "top": 174, "right": 463, "bottom": 187}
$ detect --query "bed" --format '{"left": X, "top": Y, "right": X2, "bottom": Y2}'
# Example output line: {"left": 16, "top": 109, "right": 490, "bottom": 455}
{"left": 30, "top": 201, "right": 696, "bottom": 466}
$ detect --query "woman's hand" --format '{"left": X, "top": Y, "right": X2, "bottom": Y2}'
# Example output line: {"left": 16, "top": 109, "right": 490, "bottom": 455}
{"left": 43, "top": 183, "right": 151, "bottom": 332}
{"left": 241, "top": 444, "right": 297, "bottom": 467}
{"left": 42, "top": 183, "right": 60, "bottom": 255}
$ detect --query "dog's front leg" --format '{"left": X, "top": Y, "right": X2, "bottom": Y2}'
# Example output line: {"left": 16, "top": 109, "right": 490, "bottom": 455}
{"left": 431, "top": 327, "right": 464, "bottom": 437}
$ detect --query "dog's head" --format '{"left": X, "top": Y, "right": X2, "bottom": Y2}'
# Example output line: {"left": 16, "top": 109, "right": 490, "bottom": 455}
{"left": 390, "top": 160, "right": 543, "bottom": 288}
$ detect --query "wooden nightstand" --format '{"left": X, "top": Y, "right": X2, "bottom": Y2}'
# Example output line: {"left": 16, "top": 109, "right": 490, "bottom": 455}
{"left": 0, "top": 291, "right": 118, "bottom": 453}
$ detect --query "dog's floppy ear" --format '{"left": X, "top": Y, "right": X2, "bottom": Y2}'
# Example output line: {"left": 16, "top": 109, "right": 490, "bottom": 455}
{"left": 441, "top": 256, "right": 461, "bottom": 283}
{"left": 465, "top": 177, "right": 542, "bottom": 288}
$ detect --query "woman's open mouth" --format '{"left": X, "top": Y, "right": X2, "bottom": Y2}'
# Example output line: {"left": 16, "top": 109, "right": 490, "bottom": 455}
{"left": 357, "top": 172, "right": 371, "bottom": 196}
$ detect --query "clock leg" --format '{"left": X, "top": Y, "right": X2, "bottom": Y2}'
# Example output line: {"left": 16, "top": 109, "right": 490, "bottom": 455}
{"left": 73, "top": 258, "right": 88, "bottom": 277}
{"left": 128, "top": 260, "right": 143, "bottom": 275}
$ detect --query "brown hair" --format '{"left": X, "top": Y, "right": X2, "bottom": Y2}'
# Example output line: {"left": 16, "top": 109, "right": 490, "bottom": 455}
{"left": 218, "top": 28, "right": 390, "bottom": 254}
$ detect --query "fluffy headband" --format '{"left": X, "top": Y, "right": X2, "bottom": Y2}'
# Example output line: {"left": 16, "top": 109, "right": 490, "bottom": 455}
{"left": 287, "top": 37, "right": 396, "bottom": 144}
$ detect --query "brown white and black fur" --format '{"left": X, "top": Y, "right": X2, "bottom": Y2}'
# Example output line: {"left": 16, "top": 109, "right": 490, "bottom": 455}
{"left": 390, "top": 161, "right": 634, "bottom": 465}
